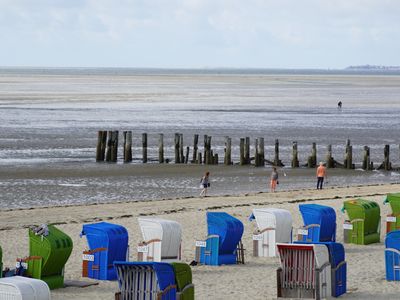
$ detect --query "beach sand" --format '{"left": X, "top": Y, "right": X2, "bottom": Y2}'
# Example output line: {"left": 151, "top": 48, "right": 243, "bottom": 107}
{"left": 1, "top": 183, "right": 399, "bottom": 299}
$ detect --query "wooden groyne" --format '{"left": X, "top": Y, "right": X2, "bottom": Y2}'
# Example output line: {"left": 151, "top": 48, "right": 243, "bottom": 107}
{"left": 95, "top": 131, "right": 399, "bottom": 171}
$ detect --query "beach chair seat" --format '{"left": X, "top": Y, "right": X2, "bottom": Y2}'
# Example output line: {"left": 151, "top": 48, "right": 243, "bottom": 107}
{"left": 114, "top": 261, "right": 177, "bottom": 300}
{"left": 171, "top": 262, "right": 194, "bottom": 300}
{"left": 250, "top": 208, "right": 292, "bottom": 257}
{"left": 25, "top": 224, "right": 73, "bottom": 289}
{"left": 81, "top": 222, "right": 129, "bottom": 280}
{"left": 137, "top": 218, "right": 182, "bottom": 262}
{"left": 385, "top": 230, "right": 400, "bottom": 281}
{"left": 298, "top": 204, "right": 336, "bottom": 243}
{"left": 384, "top": 193, "right": 400, "bottom": 233}
{"left": 342, "top": 199, "right": 380, "bottom": 245}
{"left": 276, "top": 243, "right": 331, "bottom": 299}
{"left": 197, "top": 212, "right": 244, "bottom": 266}
{"left": 0, "top": 276, "right": 50, "bottom": 300}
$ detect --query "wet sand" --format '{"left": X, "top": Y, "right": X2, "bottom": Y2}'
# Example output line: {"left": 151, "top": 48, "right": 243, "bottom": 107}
{"left": 1, "top": 183, "right": 400, "bottom": 299}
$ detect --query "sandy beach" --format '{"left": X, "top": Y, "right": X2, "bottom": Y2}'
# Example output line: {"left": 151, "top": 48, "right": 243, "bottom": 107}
{"left": 1, "top": 183, "right": 399, "bottom": 299}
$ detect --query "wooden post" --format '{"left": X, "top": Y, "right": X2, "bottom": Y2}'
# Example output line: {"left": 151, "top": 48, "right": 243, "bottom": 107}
{"left": 105, "top": 130, "right": 112, "bottom": 162}
{"left": 383, "top": 144, "right": 391, "bottom": 170}
{"left": 259, "top": 137, "right": 265, "bottom": 167}
{"left": 175, "top": 133, "right": 180, "bottom": 163}
{"left": 110, "top": 131, "right": 118, "bottom": 163}
{"left": 96, "top": 131, "right": 107, "bottom": 162}
{"left": 214, "top": 153, "right": 219, "bottom": 165}
{"left": 158, "top": 134, "right": 164, "bottom": 163}
{"left": 205, "top": 136, "right": 212, "bottom": 165}
{"left": 224, "top": 136, "right": 232, "bottom": 165}
{"left": 123, "top": 131, "right": 132, "bottom": 163}
{"left": 240, "top": 138, "right": 245, "bottom": 165}
{"left": 185, "top": 146, "right": 190, "bottom": 164}
{"left": 307, "top": 142, "right": 317, "bottom": 168}
{"left": 344, "top": 139, "right": 353, "bottom": 169}
{"left": 362, "top": 146, "right": 371, "bottom": 170}
{"left": 197, "top": 152, "right": 202, "bottom": 165}
{"left": 292, "top": 141, "right": 299, "bottom": 168}
{"left": 326, "top": 144, "right": 334, "bottom": 168}
{"left": 142, "top": 133, "right": 147, "bottom": 163}
{"left": 254, "top": 138, "right": 260, "bottom": 167}
{"left": 179, "top": 134, "right": 184, "bottom": 163}
{"left": 203, "top": 135, "right": 208, "bottom": 165}
{"left": 192, "top": 134, "right": 199, "bottom": 163}
{"left": 245, "top": 137, "right": 250, "bottom": 164}
{"left": 274, "top": 139, "right": 283, "bottom": 167}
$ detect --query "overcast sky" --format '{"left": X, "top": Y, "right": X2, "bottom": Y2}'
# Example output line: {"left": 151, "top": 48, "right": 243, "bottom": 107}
{"left": 1, "top": 0, "right": 399, "bottom": 68}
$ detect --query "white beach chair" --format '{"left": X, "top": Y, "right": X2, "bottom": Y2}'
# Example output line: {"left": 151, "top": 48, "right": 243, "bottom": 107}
{"left": 251, "top": 208, "right": 292, "bottom": 257}
{"left": 276, "top": 243, "right": 331, "bottom": 299}
{"left": 0, "top": 276, "right": 50, "bottom": 300}
{"left": 137, "top": 218, "right": 182, "bottom": 262}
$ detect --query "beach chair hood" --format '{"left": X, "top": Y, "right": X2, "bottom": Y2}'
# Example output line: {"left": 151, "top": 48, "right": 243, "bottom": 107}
{"left": 299, "top": 204, "right": 336, "bottom": 241}
{"left": 138, "top": 218, "right": 182, "bottom": 259}
{"left": 343, "top": 199, "right": 380, "bottom": 234}
{"left": 386, "top": 193, "right": 400, "bottom": 214}
{"left": 252, "top": 208, "right": 292, "bottom": 243}
{"left": 206, "top": 212, "right": 244, "bottom": 254}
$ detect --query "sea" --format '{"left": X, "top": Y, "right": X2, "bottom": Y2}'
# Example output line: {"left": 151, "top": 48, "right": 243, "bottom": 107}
{"left": 1, "top": 67, "right": 400, "bottom": 209}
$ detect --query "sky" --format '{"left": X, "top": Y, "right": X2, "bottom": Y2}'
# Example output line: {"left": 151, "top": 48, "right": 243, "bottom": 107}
{"left": 1, "top": 0, "right": 400, "bottom": 69}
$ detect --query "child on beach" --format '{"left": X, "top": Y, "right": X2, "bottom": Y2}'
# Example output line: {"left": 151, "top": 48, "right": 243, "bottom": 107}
{"left": 200, "top": 171, "right": 210, "bottom": 197}
{"left": 270, "top": 167, "right": 279, "bottom": 192}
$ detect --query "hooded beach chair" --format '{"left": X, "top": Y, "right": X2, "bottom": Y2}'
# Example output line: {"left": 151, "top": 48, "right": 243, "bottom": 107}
{"left": 342, "top": 199, "right": 380, "bottom": 245}
{"left": 24, "top": 225, "right": 73, "bottom": 289}
{"left": 137, "top": 218, "right": 182, "bottom": 262}
{"left": 0, "top": 276, "right": 51, "bottom": 300}
{"left": 197, "top": 212, "right": 244, "bottom": 266}
{"left": 80, "top": 222, "right": 129, "bottom": 280}
{"left": 250, "top": 208, "right": 292, "bottom": 257}
{"left": 276, "top": 243, "right": 331, "bottom": 299}
{"left": 0, "top": 245, "right": 2, "bottom": 278}
{"left": 114, "top": 261, "right": 194, "bottom": 300}
{"left": 383, "top": 193, "right": 400, "bottom": 233}
{"left": 298, "top": 204, "right": 336, "bottom": 243}
{"left": 385, "top": 230, "right": 400, "bottom": 281}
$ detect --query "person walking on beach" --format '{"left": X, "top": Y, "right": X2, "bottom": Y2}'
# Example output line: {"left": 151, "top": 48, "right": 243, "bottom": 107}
{"left": 316, "top": 162, "right": 327, "bottom": 190}
{"left": 270, "top": 167, "right": 279, "bottom": 192}
{"left": 200, "top": 171, "right": 210, "bottom": 197}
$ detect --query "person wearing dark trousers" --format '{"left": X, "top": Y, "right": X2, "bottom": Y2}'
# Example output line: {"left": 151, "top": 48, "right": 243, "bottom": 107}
{"left": 316, "top": 162, "right": 327, "bottom": 189}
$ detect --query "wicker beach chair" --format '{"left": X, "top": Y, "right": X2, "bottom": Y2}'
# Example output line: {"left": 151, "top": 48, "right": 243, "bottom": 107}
{"left": 137, "top": 218, "right": 182, "bottom": 262}
{"left": 81, "top": 222, "right": 129, "bottom": 280}
{"left": 385, "top": 230, "right": 400, "bottom": 281}
{"left": 342, "top": 199, "right": 380, "bottom": 245}
{"left": 384, "top": 193, "right": 400, "bottom": 233}
{"left": 24, "top": 225, "right": 73, "bottom": 289}
{"left": 250, "top": 208, "right": 292, "bottom": 257}
{"left": 0, "top": 276, "right": 50, "bottom": 300}
{"left": 196, "top": 212, "right": 244, "bottom": 266}
{"left": 276, "top": 243, "right": 331, "bottom": 299}
{"left": 298, "top": 204, "right": 336, "bottom": 243}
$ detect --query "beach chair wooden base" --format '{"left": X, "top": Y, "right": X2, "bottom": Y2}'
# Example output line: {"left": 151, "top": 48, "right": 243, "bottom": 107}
{"left": 236, "top": 240, "right": 245, "bottom": 264}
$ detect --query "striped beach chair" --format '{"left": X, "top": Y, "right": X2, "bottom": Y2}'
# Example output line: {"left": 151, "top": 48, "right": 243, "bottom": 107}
{"left": 276, "top": 243, "right": 331, "bottom": 299}
{"left": 114, "top": 262, "right": 177, "bottom": 300}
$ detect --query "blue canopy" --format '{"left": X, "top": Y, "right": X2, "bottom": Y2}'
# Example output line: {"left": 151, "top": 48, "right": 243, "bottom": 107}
{"left": 207, "top": 212, "right": 244, "bottom": 254}
{"left": 299, "top": 204, "right": 336, "bottom": 242}
{"left": 386, "top": 230, "right": 400, "bottom": 250}
{"left": 81, "top": 222, "right": 128, "bottom": 264}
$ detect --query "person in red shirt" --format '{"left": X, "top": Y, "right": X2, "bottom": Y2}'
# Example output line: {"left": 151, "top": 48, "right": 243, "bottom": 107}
{"left": 316, "top": 162, "right": 327, "bottom": 190}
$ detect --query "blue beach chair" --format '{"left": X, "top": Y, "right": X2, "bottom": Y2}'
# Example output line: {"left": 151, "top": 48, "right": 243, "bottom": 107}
{"left": 298, "top": 204, "right": 336, "bottom": 242}
{"left": 385, "top": 230, "right": 400, "bottom": 281}
{"left": 114, "top": 262, "right": 177, "bottom": 300}
{"left": 81, "top": 222, "right": 129, "bottom": 280}
{"left": 198, "top": 212, "right": 244, "bottom": 266}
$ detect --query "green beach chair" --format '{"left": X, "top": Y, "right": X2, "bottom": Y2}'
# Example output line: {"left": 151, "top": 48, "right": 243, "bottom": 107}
{"left": 25, "top": 225, "right": 73, "bottom": 289}
{"left": 171, "top": 262, "right": 195, "bottom": 300}
{"left": 384, "top": 193, "right": 400, "bottom": 233}
{"left": 342, "top": 199, "right": 380, "bottom": 245}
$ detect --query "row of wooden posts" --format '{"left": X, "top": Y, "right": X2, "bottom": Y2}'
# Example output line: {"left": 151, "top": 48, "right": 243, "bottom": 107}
{"left": 96, "top": 130, "right": 394, "bottom": 171}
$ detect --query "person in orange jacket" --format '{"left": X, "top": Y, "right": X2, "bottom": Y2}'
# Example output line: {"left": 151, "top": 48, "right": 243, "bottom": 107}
{"left": 316, "top": 162, "right": 327, "bottom": 190}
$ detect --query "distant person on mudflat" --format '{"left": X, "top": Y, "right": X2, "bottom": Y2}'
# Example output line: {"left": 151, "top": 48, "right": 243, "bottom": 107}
{"left": 316, "top": 162, "right": 327, "bottom": 190}
{"left": 200, "top": 171, "right": 210, "bottom": 197}
{"left": 338, "top": 101, "right": 342, "bottom": 109}
{"left": 270, "top": 167, "right": 279, "bottom": 192}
